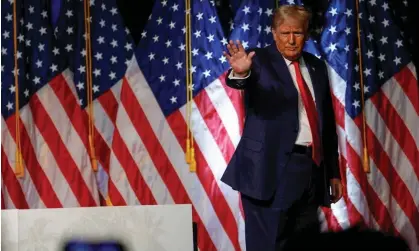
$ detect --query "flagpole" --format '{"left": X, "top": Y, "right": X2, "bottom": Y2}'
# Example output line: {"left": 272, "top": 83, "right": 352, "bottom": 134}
{"left": 84, "top": 0, "right": 98, "bottom": 173}
{"left": 13, "top": 0, "right": 24, "bottom": 178}
{"left": 355, "top": 0, "right": 370, "bottom": 173}
{"left": 185, "top": 0, "right": 196, "bottom": 172}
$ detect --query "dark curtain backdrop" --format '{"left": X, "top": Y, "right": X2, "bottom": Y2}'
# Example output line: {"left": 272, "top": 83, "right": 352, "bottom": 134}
{"left": 115, "top": 0, "right": 418, "bottom": 69}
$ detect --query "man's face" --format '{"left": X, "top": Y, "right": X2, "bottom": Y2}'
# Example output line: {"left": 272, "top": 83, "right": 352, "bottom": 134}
{"left": 272, "top": 17, "right": 308, "bottom": 61}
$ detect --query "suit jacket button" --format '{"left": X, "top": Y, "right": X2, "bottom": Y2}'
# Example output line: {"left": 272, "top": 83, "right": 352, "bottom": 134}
{"left": 293, "top": 127, "right": 298, "bottom": 133}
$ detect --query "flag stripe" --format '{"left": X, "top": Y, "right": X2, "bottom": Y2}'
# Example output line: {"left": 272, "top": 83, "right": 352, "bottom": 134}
{"left": 18, "top": 108, "right": 78, "bottom": 208}
{"left": 5, "top": 115, "right": 62, "bottom": 208}
{"left": 1, "top": 148, "right": 30, "bottom": 209}
{"left": 212, "top": 75, "right": 246, "bottom": 221}
{"left": 37, "top": 84, "right": 99, "bottom": 206}
{"left": 334, "top": 154, "right": 360, "bottom": 229}
{"left": 111, "top": 129, "right": 157, "bottom": 205}
{"left": 58, "top": 71, "right": 126, "bottom": 206}
{"left": 407, "top": 63, "right": 417, "bottom": 79}
{"left": 1, "top": 119, "right": 35, "bottom": 209}
{"left": 93, "top": 129, "right": 127, "bottom": 205}
{"left": 344, "top": 112, "right": 373, "bottom": 226}
{"left": 318, "top": 208, "right": 330, "bottom": 231}
{"left": 206, "top": 76, "right": 242, "bottom": 147}
{"left": 28, "top": 94, "right": 97, "bottom": 207}
{"left": 181, "top": 99, "right": 242, "bottom": 250}
{"left": 329, "top": 200, "right": 348, "bottom": 231}
{"left": 195, "top": 86, "right": 235, "bottom": 162}
{"left": 365, "top": 125, "right": 419, "bottom": 239}
{"left": 218, "top": 73, "right": 245, "bottom": 135}
{"left": 1, "top": 184, "right": 16, "bottom": 209}
{"left": 329, "top": 69, "right": 376, "bottom": 230}
{"left": 346, "top": 137, "right": 397, "bottom": 232}
{"left": 95, "top": 83, "right": 143, "bottom": 206}
{"left": 367, "top": 153, "right": 419, "bottom": 248}
{"left": 344, "top": 149, "right": 374, "bottom": 227}
{"left": 393, "top": 65, "right": 419, "bottom": 114}
{"left": 194, "top": 85, "right": 243, "bottom": 208}
{"left": 95, "top": 91, "right": 129, "bottom": 205}
{"left": 98, "top": 89, "right": 120, "bottom": 126}
{"left": 327, "top": 66, "right": 346, "bottom": 117}
{"left": 1, "top": 189, "right": 6, "bottom": 209}
{"left": 108, "top": 151, "right": 141, "bottom": 205}
{"left": 330, "top": 71, "right": 408, "bottom": 234}
{"left": 193, "top": 81, "right": 248, "bottom": 249}
{"left": 347, "top": 113, "right": 398, "bottom": 232}
{"left": 382, "top": 77, "right": 419, "bottom": 149}
{"left": 370, "top": 92, "right": 419, "bottom": 179}
{"left": 125, "top": 63, "right": 228, "bottom": 251}
{"left": 120, "top": 76, "right": 221, "bottom": 250}
{"left": 366, "top": 99, "right": 419, "bottom": 207}
{"left": 168, "top": 110, "right": 237, "bottom": 251}
{"left": 321, "top": 207, "right": 342, "bottom": 231}
{"left": 115, "top": 96, "right": 175, "bottom": 205}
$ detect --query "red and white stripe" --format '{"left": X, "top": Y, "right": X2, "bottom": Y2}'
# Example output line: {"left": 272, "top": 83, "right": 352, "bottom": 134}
{"left": 1, "top": 69, "right": 100, "bottom": 209}
{"left": 324, "top": 62, "right": 419, "bottom": 250}
{"left": 105, "top": 57, "right": 246, "bottom": 251}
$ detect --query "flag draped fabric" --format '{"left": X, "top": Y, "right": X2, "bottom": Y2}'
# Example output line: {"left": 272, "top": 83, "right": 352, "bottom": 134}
{"left": 53, "top": 0, "right": 135, "bottom": 206}
{"left": 2, "top": 1, "right": 246, "bottom": 249}
{"left": 320, "top": 0, "right": 419, "bottom": 249}
{"left": 1, "top": 0, "right": 100, "bottom": 209}
{"left": 118, "top": 0, "right": 245, "bottom": 249}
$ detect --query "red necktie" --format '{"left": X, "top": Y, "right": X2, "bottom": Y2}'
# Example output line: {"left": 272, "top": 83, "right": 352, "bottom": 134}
{"left": 292, "top": 61, "right": 322, "bottom": 166}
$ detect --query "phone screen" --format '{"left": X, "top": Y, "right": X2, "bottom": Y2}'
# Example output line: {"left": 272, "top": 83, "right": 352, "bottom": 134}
{"left": 64, "top": 241, "right": 125, "bottom": 251}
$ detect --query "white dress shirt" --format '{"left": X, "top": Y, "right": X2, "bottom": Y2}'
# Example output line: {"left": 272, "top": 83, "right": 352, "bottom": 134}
{"left": 228, "top": 56, "right": 316, "bottom": 146}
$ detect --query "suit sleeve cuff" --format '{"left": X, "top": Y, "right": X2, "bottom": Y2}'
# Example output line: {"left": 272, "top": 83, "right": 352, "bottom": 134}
{"left": 228, "top": 69, "right": 251, "bottom": 79}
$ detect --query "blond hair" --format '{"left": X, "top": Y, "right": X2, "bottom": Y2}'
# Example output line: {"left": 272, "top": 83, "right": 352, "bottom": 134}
{"left": 271, "top": 5, "right": 312, "bottom": 30}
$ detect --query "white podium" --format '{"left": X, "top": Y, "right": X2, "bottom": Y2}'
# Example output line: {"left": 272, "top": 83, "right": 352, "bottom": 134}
{"left": 1, "top": 204, "right": 193, "bottom": 251}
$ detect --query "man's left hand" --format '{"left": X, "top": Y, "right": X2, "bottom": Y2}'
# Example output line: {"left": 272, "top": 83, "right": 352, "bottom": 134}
{"left": 330, "top": 178, "right": 343, "bottom": 203}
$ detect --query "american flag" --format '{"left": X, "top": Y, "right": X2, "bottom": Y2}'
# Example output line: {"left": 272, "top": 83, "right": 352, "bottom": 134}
{"left": 111, "top": 0, "right": 245, "bottom": 250}
{"left": 320, "top": 0, "right": 419, "bottom": 249}
{"left": 53, "top": 0, "right": 136, "bottom": 206}
{"left": 1, "top": 0, "right": 101, "bottom": 209}
{"left": 1, "top": 0, "right": 247, "bottom": 249}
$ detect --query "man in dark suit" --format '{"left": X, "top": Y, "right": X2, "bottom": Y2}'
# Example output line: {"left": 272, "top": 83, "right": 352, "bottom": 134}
{"left": 221, "top": 5, "right": 343, "bottom": 251}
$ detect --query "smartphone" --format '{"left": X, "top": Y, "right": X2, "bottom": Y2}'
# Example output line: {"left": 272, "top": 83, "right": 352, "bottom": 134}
{"left": 63, "top": 240, "right": 126, "bottom": 251}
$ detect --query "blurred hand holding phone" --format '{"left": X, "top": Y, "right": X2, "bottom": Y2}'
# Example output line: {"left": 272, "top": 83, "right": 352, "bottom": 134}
{"left": 64, "top": 240, "right": 126, "bottom": 251}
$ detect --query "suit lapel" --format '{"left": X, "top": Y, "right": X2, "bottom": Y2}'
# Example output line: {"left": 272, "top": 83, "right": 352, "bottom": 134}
{"left": 266, "top": 45, "right": 298, "bottom": 98}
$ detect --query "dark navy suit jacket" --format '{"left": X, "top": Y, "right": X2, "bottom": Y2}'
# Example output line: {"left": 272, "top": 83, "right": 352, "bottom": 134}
{"left": 221, "top": 44, "right": 340, "bottom": 207}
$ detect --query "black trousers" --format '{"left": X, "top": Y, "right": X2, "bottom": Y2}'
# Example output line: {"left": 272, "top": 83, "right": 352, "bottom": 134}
{"left": 241, "top": 153, "right": 321, "bottom": 251}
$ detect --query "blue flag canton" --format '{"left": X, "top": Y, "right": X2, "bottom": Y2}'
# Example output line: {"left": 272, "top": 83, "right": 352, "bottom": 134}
{"left": 358, "top": 0, "right": 411, "bottom": 95}
{"left": 228, "top": 0, "right": 265, "bottom": 49}
{"left": 55, "top": 0, "right": 134, "bottom": 108}
{"left": 321, "top": 0, "right": 411, "bottom": 118}
{"left": 1, "top": 0, "right": 63, "bottom": 119}
{"left": 136, "top": 0, "right": 229, "bottom": 117}
{"left": 229, "top": 0, "right": 275, "bottom": 49}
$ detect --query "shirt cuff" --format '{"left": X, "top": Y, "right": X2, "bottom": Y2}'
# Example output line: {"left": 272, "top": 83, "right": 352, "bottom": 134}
{"left": 228, "top": 69, "right": 251, "bottom": 79}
